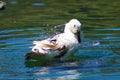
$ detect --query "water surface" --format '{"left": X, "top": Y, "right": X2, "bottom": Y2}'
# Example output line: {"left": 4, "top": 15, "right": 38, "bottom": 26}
{"left": 0, "top": 0, "right": 120, "bottom": 79}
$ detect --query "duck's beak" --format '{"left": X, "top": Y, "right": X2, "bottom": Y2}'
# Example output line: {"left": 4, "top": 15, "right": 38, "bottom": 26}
{"left": 77, "top": 31, "right": 81, "bottom": 43}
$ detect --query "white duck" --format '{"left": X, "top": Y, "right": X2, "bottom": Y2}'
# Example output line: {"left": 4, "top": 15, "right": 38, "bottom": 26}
{"left": 26, "top": 19, "right": 83, "bottom": 61}
{"left": 0, "top": 1, "right": 6, "bottom": 10}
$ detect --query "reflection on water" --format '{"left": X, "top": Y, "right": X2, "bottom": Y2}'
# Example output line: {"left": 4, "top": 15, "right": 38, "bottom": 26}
{"left": 0, "top": 0, "right": 120, "bottom": 79}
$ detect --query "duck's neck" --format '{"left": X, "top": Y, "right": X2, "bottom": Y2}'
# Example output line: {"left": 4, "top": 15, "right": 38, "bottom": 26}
{"left": 65, "top": 30, "right": 81, "bottom": 44}
{"left": 64, "top": 29, "right": 74, "bottom": 36}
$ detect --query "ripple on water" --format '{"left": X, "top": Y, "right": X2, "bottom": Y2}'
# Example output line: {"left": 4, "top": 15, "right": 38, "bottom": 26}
{"left": 8, "top": 1, "right": 18, "bottom": 5}
{"left": 0, "top": 28, "right": 43, "bottom": 39}
{"left": 0, "top": 28, "right": 44, "bottom": 49}
{"left": 92, "top": 28, "right": 120, "bottom": 31}
{"left": 0, "top": 29, "right": 23, "bottom": 34}
{"left": 0, "top": 0, "right": 120, "bottom": 79}
{"left": 0, "top": 25, "right": 120, "bottom": 80}
{"left": 32, "top": 3, "right": 45, "bottom": 7}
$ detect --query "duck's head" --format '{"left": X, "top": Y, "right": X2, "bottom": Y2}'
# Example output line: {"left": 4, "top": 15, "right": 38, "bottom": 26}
{"left": 64, "top": 19, "right": 82, "bottom": 43}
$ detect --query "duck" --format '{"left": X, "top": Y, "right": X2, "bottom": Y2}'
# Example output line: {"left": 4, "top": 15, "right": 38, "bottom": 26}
{"left": 0, "top": 1, "right": 6, "bottom": 10}
{"left": 25, "top": 19, "right": 83, "bottom": 61}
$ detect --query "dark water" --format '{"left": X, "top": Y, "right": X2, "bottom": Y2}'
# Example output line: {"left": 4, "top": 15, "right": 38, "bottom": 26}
{"left": 0, "top": 0, "right": 120, "bottom": 79}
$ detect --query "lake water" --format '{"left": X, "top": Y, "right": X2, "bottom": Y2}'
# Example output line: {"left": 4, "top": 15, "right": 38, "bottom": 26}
{"left": 0, "top": 0, "right": 120, "bottom": 79}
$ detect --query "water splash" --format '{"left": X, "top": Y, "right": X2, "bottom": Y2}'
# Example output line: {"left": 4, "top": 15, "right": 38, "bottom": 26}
{"left": 54, "top": 24, "right": 65, "bottom": 29}
{"left": 82, "top": 41, "right": 100, "bottom": 48}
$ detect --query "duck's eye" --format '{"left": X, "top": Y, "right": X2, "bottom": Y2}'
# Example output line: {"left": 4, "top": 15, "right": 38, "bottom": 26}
{"left": 74, "top": 25, "right": 76, "bottom": 27}
{"left": 34, "top": 49, "right": 37, "bottom": 51}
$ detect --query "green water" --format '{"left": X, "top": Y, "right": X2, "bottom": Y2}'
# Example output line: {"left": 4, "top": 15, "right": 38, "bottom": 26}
{"left": 0, "top": 0, "right": 120, "bottom": 79}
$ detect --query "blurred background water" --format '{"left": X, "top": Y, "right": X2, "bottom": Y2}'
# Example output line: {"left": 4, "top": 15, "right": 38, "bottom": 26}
{"left": 0, "top": 0, "right": 120, "bottom": 79}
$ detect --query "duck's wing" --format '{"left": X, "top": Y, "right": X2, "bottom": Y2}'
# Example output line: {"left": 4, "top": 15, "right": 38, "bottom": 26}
{"left": 54, "top": 45, "right": 68, "bottom": 58}
{"left": 33, "top": 34, "right": 62, "bottom": 49}
{"left": 33, "top": 39, "right": 56, "bottom": 49}
{"left": 32, "top": 33, "right": 69, "bottom": 58}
